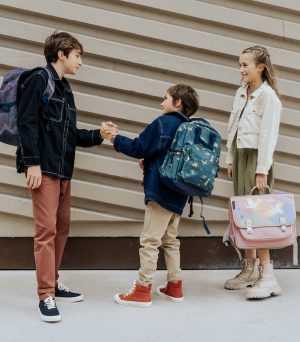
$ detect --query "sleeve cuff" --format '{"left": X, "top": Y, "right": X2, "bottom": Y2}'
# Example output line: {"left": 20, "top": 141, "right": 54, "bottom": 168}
{"left": 255, "top": 167, "right": 269, "bottom": 175}
{"left": 92, "top": 130, "right": 103, "bottom": 145}
{"left": 113, "top": 135, "right": 123, "bottom": 151}
{"left": 23, "top": 156, "right": 40, "bottom": 166}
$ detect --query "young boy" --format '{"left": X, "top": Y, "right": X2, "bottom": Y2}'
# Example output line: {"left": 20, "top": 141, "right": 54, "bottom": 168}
{"left": 16, "top": 31, "right": 107, "bottom": 322}
{"left": 104, "top": 84, "right": 199, "bottom": 307}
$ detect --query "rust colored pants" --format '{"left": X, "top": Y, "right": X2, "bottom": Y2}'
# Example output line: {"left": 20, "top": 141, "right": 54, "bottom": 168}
{"left": 30, "top": 175, "right": 71, "bottom": 300}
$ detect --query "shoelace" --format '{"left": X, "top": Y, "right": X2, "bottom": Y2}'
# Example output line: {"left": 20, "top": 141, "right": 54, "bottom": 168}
{"left": 44, "top": 296, "right": 56, "bottom": 310}
{"left": 124, "top": 282, "right": 137, "bottom": 298}
{"left": 57, "top": 282, "right": 70, "bottom": 292}
{"left": 235, "top": 260, "right": 249, "bottom": 278}
{"left": 253, "top": 267, "right": 264, "bottom": 287}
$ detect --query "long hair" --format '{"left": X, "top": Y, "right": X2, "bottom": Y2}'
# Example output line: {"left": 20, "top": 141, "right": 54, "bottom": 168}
{"left": 242, "top": 45, "right": 279, "bottom": 95}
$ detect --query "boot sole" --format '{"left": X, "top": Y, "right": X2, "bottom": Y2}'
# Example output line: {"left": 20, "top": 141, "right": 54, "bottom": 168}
{"left": 114, "top": 294, "right": 152, "bottom": 307}
{"left": 246, "top": 287, "right": 282, "bottom": 299}
{"left": 156, "top": 287, "right": 184, "bottom": 302}
{"left": 224, "top": 282, "right": 255, "bottom": 290}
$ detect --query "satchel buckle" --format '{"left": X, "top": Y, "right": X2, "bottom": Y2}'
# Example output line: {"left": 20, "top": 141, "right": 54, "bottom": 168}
{"left": 280, "top": 217, "right": 287, "bottom": 232}
{"left": 245, "top": 219, "right": 253, "bottom": 234}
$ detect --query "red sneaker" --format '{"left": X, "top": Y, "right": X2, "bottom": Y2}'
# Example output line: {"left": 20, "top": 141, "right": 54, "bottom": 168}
{"left": 157, "top": 280, "right": 184, "bottom": 302}
{"left": 114, "top": 281, "right": 152, "bottom": 307}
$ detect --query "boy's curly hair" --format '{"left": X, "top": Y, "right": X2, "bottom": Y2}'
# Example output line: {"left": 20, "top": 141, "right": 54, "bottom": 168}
{"left": 167, "top": 84, "right": 199, "bottom": 117}
{"left": 44, "top": 31, "right": 83, "bottom": 63}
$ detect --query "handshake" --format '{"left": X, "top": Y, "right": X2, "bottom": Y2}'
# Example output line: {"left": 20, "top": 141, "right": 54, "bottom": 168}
{"left": 100, "top": 121, "right": 118, "bottom": 141}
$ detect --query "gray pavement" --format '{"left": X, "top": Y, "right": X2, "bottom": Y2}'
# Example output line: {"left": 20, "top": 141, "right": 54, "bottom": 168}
{"left": 0, "top": 270, "right": 300, "bottom": 342}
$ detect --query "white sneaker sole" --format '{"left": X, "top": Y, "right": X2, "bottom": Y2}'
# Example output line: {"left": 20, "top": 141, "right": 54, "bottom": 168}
{"left": 39, "top": 310, "right": 61, "bottom": 322}
{"left": 55, "top": 294, "right": 83, "bottom": 302}
{"left": 246, "top": 286, "right": 282, "bottom": 299}
{"left": 114, "top": 294, "right": 152, "bottom": 308}
{"left": 156, "top": 286, "right": 184, "bottom": 303}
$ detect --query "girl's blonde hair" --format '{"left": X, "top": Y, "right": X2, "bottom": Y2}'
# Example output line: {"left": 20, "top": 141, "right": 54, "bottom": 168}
{"left": 242, "top": 45, "right": 279, "bottom": 95}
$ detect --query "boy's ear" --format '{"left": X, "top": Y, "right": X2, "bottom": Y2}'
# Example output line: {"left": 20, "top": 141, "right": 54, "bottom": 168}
{"left": 174, "top": 99, "right": 182, "bottom": 109}
{"left": 57, "top": 50, "right": 65, "bottom": 60}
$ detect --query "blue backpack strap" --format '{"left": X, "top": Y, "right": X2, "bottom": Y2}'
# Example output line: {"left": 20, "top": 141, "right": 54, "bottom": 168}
{"left": 187, "top": 196, "right": 211, "bottom": 235}
{"left": 188, "top": 196, "right": 194, "bottom": 217}
{"left": 41, "top": 66, "right": 55, "bottom": 105}
{"left": 199, "top": 196, "right": 211, "bottom": 235}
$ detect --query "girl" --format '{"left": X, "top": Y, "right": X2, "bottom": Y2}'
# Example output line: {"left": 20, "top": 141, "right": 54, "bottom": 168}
{"left": 224, "top": 46, "right": 282, "bottom": 299}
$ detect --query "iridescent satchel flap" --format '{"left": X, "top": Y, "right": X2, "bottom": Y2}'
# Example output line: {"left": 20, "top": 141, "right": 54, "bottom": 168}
{"left": 230, "top": 193, "right": 296, "bottom": 229}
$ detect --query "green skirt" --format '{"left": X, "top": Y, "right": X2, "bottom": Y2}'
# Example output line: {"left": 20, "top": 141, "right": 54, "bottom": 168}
{"left": 233, "top": 146, "right": 274, "bottom": 196}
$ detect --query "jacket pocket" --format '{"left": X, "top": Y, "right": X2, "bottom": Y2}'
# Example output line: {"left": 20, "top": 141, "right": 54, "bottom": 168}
{"left": 67, "top": 104, "right": 77, "bottom": 127}
{"left": 241, "top": 111, "right": 261, "bottom": 134}
{"left": 44, "top": 96, "right": 64, "bottom": 122}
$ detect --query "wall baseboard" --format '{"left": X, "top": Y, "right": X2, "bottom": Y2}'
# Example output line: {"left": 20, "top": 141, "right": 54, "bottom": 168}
{"left": 0, "top": 237, "right": 298, "bottom": 269}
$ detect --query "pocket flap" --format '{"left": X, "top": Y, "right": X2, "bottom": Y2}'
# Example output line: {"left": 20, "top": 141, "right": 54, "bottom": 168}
{"left": 230, "top": 193, "right": 296, "bottom": 229}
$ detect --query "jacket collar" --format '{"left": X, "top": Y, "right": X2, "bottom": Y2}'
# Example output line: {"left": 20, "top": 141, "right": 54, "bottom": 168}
{"left": 240, "top": 81, "right": 268, "bottom": 99}
{"left": 46, "top": 63, "right": 71, "bottom": 90}
{"left": 164, "top": 111, "right": 189, "bottom": 121}
{"left": 46, "top": 63, "right": 61, "bottom": 81}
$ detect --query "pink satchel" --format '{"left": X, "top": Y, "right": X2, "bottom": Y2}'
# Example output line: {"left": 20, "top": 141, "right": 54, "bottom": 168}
{"left": 223, "top": 188, "right": 298, "bottom": 265}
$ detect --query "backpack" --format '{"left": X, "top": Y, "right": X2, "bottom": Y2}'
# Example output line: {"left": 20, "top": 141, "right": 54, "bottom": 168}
{"left": 0, "top": 66, "right": 55, "bottom": 146}
{"left": 159, "top": 114, "right": 222, "bottom": 234}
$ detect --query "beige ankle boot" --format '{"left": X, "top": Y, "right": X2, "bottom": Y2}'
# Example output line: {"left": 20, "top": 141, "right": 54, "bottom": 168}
{"left": 224, "top": 258, "right": 260, "bottom": 290}
{"left": 246, "top": 262, "right": 281, "bottom": 299}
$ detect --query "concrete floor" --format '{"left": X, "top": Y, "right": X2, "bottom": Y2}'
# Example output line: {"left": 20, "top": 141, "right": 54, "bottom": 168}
{"left": 0, "top": 270, "right": 300, "bottom": 342}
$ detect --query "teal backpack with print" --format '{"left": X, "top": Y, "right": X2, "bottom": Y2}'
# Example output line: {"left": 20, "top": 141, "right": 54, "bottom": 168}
{"left": 159, "top": 114, "right": 221, "bottom": 233}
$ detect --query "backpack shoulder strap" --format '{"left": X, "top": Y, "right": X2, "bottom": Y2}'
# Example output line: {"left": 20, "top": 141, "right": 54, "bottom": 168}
{"left": 41, "top": 66, "right": 55, "bottom": 104}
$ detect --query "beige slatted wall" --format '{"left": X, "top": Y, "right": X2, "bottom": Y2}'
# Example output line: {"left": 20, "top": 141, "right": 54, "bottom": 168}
{"left": 0, "top": 0, "right": 299, "bottom": 240}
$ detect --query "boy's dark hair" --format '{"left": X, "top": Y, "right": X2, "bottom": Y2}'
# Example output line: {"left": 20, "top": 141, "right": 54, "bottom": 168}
{"left": 167, "top": 84, "right": 199, "bottom": 117}
{"left": 44, "top": 31, "right": 84, "bottom": 64}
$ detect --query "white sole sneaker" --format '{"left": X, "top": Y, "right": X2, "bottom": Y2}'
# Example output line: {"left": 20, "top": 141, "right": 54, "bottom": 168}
{"left": 246, "top": 286, "right": 282, "bottom": 299}
{"left": 114, "top": 294, "right": 152, "bottom": 308}
{"left": 55, "top": 294, "right": 83, "bottom": 302}
{"left": 39, "top": 310, "right": 61, "bottom": 323}
{"left": 156, "top": 286, "right": 184, "bottom": 303}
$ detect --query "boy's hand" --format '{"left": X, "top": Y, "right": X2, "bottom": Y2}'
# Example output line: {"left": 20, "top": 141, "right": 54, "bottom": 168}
{"left": 139, "top": 159, "right": 144, "bottom": 171}
{"left": 26, "top": 165, "right": 42, "bottom": 189}
{"left": 100, "top": 121, "right": 118, "bottom": 140}
{"left": 227, "top": 164, "right": 233, "bottom": 179}
{"left": 256, "top": 173, "right": 268, "bottom": 190}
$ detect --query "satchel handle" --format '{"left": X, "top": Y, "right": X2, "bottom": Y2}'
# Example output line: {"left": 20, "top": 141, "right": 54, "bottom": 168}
{"left": 249, "top": 185, "right": 271, "bottom": 195}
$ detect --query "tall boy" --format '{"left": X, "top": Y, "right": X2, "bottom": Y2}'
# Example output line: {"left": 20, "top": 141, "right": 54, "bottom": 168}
{"left": 104, "top": 84, "right": 199, "bottom": 307}
{"left": 17, "top": 32, "right": 106, "bottom": 322}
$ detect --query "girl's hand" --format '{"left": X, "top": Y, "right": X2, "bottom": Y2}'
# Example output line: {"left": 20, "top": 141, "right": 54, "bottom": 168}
{"left": 227, "top": 164, "right": 233, "bottom": 179}
{"left": 256, "top": 173, "right": 268, "bottom": 190}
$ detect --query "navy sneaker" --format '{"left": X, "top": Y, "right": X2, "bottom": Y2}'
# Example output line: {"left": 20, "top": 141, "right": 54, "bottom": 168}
{"left": 39, "top": 295, "right": 61, "bottom": 322}
{"left": 55, "top": 282, "right": 83, "bottom": 302}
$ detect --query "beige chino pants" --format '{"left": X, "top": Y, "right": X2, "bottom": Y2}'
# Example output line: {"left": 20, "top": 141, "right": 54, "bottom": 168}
{"left": 138, "top": 201, "right": 182, "bottom": 286}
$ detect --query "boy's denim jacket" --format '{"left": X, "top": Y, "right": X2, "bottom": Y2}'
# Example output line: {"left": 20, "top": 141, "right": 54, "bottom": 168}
{"left": 16, "top": 64, "right": 102, "bottom": 179}
{"left": 226, "top": 81, "right": 282, "bottom": 174}
{"left": 114, "top": 111, "right": 188, "bottom": 215}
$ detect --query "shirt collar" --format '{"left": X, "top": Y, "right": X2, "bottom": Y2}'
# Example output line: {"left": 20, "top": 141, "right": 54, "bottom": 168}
{"left": 240, "top": 81, "right": 268, "bottom": 99}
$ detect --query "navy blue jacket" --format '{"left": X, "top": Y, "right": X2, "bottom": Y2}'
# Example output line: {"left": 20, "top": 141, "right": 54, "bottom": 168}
{"left": 114, "top": 112, "right": 188, "bottom": 215}
{"left": 16, "top": 64, "right": 102, "bottom": 179}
